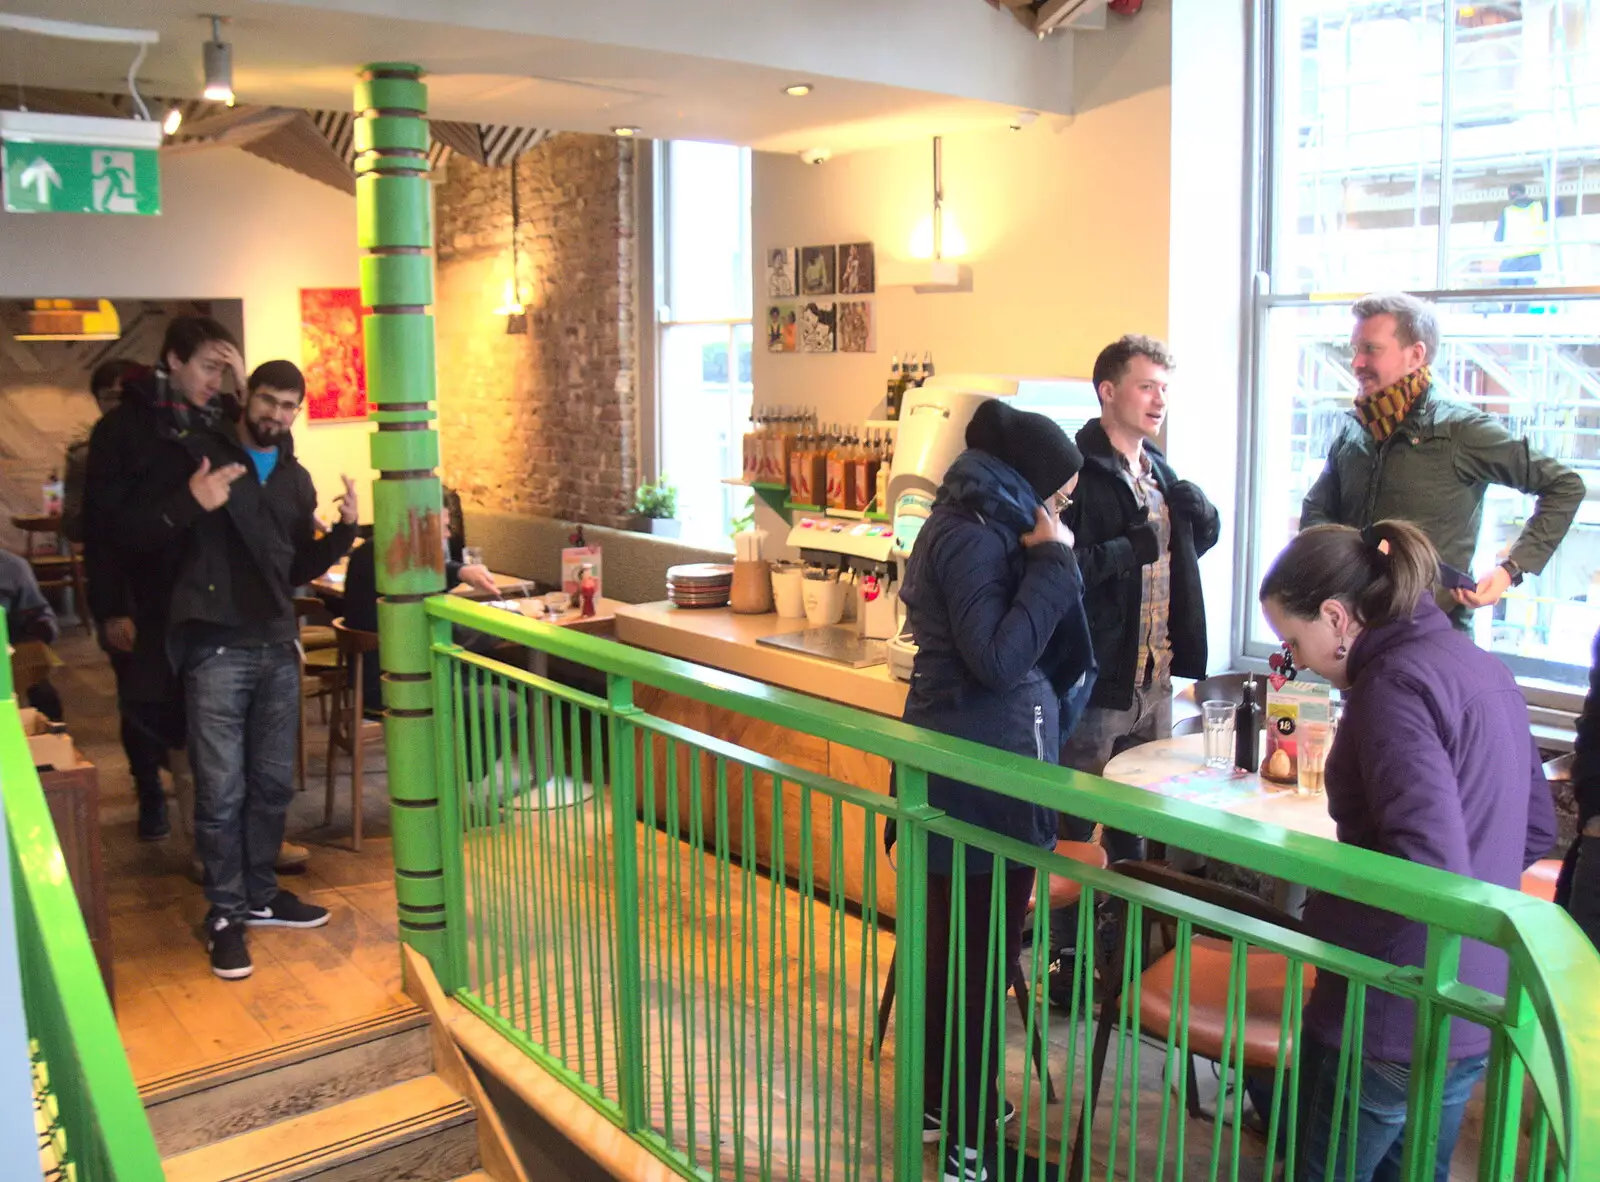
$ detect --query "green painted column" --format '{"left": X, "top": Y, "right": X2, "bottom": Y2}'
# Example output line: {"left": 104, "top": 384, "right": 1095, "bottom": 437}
{"left": 353, "top": 64, "right": 451, "bottom": 973}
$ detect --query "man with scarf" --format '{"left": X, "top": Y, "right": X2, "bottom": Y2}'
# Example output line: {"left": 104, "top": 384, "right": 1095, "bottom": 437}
{"left": 1301, "top": 292, "right": 1583, "bottom": 623}
{"left": 896, "top": 398, "right": 1094, "bottom": 1182}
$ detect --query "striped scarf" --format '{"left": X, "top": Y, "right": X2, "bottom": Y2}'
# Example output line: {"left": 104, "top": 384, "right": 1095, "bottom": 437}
{"left": 1354, "top": 367, "right": 1430, "bottom": 443}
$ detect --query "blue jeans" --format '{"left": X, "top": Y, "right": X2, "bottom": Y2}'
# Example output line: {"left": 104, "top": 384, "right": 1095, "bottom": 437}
{"left": 1296, "top": 1039, "right": 1487, "bottom": 1182}
{"left": 184, "top": 642, "right": 300, "bottom": 921}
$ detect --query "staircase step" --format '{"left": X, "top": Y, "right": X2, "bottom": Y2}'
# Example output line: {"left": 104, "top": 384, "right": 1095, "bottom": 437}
{"left": 162, "top": 1073, "right": 479, "bottom": 1182}
{"left": 144, "top": 1007, "right": 433, "bottom": 1157}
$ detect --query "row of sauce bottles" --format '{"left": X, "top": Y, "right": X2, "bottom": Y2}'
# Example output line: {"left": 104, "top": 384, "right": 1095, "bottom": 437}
{"left": 740, "top": 410, "right": 895, "bottom": 513}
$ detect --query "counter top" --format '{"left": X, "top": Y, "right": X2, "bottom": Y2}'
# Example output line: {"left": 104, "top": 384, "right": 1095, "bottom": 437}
{"left": 612, "top": 601, "right": 908, "bottom": 718}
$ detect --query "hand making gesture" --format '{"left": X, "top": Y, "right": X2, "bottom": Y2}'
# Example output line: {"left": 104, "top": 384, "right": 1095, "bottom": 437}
{"left": 189, "top": 456, "right": 247, "bottom": 511}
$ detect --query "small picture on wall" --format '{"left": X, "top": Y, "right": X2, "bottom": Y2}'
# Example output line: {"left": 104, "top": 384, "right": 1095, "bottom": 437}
{"left": 766, "top": 248, "right": 798, "bottom": 298}
{"left": 766, "top": 304, "right": 798, "bottom": 353}
{"left": 801, "top": 245, "right": 837, "bottom": 296}
{"left": 800, "top": 300, "right": 836, "bottom": 353}
{"left": 300, "top": 287, "right": 369, "bottom": 423}
{"left": 838, "top": 243, "right": 875, "bottom": 294}
{"left": 837, "top": 300, "right": 875, "bottom": 353}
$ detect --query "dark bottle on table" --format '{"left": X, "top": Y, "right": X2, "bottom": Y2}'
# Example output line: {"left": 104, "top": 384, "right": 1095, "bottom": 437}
{"left": 1234, "top": 675, "right": 1262, "bottom": 773}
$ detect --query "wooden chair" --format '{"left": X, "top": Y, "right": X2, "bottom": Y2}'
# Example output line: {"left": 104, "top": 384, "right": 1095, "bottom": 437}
{"left": 16, "top": 515, "right": 90, "bottom": 635}
{"left": 872, "top": 839, "right": 1108, "bottom": 1103}
{"left": 324, "top": 617, "right": 381, "bottom": 850}
{"left": 294, "top": 597, "right": 340, "bottom": 794}
{"left": 1068, "top": 861, "right": 1313, "bottom": 1179}
{"left": 1524, "top": 753, "right": 1576, "bottom": 901}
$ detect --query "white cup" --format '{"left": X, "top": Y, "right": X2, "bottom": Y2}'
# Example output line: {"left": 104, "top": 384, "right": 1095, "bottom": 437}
{"left": 771, "top": 567, "right": 806, "bottom": 618}
{"left": 802, "top": 577, "right": 846, "bottom": 627}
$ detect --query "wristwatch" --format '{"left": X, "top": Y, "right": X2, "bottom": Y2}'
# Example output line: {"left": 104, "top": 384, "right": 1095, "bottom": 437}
{"left": 1499, "top": 558, "right": 1524, "bottom": 586}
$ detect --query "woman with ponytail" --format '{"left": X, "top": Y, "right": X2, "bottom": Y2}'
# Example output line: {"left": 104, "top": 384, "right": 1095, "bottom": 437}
{"left": 1257, "top": 519, "right": 1555, "bottom": 1182}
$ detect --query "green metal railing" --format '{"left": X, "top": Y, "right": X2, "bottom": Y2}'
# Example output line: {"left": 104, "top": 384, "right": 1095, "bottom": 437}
{"left": 0, "top": 621, "right": 163, "bottom": 1180}
{"left": 421, "top": 594, "right": 1600, "bottom": 1182}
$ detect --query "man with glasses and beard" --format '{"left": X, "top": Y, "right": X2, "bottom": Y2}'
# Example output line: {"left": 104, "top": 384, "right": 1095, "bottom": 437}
{"left": 117, "top": 355, "right": 357, "bottom": 979}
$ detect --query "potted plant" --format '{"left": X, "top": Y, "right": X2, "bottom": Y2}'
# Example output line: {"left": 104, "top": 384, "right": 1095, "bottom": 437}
{"left": 631, "top": 478, "right": 680, "bottom": 537}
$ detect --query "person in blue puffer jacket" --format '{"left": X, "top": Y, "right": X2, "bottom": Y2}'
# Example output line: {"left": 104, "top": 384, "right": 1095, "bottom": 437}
{"left": 897, "top": 398, "right": 1095, "bottom": 1182}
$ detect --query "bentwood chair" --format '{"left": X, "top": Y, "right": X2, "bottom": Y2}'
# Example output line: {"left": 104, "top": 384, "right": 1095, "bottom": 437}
{"left": 324, "top": 618, "right": 382, "bottom": 850}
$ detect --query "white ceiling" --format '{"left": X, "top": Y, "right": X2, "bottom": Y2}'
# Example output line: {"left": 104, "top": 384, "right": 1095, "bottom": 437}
{"left": 0, "top": 0, "right": 1077, "bottom": 156}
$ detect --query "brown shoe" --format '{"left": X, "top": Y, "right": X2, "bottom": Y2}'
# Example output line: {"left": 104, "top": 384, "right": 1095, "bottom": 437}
{"left": 276, "top": 841, "right": 311, "bottom": 873}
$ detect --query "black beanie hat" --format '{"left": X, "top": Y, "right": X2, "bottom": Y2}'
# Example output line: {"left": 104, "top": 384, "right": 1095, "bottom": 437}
{"left": 965, "top": 398, "right": 1083, "bottom": 500}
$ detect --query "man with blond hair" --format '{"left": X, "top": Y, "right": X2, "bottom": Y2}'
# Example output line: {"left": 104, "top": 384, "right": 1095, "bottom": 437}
{"left": 1301, "top": 291, "right": 1583, "bottom": 620}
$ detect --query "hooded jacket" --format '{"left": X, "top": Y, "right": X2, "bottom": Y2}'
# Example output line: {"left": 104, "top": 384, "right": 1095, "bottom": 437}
{"left": 899, "top": 449, "right": 1097, "bottom": 875}
{"left": 1303, "top": 598, "right": 1556, "bottom": 1060}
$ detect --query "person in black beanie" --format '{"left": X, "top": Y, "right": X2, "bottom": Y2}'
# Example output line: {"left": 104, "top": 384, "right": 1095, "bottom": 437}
{"left": 1061, "top": 335, "right": 1220, "bottom": 863}
{"left": 894, "top": 396, "right": 1096, "bottom": 1182}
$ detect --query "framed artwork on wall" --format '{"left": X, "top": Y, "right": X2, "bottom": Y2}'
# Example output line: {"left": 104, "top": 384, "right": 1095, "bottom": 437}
{"left": 837, "top": 300, "right": 875, "bottom": 352}
{"left": 800, "top": 245, "right": 837, "bottom": 296}
{"left": 800, "top": 300, "right": 836, "bottom": 353}
{"left": 766, "top": 248, "right": 798, "bottom": 298}
{"left": 838, "top": 243, "right": 875, "bottom": 294}
{"left": 299, "top": 287, "right": 369, "bottom": 423}
{"left": 766, "top": 304, "right": 797, "bottom": 353}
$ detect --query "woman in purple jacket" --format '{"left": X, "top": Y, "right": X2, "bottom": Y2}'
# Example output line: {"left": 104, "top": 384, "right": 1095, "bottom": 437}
{"left": 1259, "top": 519, "right": 1555, "bottom": 1182}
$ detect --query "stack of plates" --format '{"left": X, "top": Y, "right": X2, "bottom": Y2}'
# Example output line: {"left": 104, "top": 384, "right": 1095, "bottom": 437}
{"left": 666, "top": 563, "right": 734, "bottom": 609}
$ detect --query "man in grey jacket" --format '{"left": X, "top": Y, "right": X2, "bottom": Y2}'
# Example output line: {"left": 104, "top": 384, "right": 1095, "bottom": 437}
{"left": 1301, "top": 291, "right": 1584, "bottom": 620}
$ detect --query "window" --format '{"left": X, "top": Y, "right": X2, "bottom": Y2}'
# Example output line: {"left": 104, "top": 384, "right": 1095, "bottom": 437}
{"left": 654, "top": 140, "right": 754, "bottom": 550}
{"left": 1248, "top": 0, "right": 1600, "bottom": 683}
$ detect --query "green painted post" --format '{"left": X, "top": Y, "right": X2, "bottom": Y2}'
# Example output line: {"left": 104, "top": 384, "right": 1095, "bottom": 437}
{"left": 893, "top": 763, "right": 931, "bottom": 1181}
{"left": 353, "top": 63, "right": 451, "bottom": 975}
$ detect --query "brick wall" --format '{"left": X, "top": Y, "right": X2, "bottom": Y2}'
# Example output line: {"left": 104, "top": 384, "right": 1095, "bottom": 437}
{"left": 434, "top": 135, "right": 638, "bottom": 528}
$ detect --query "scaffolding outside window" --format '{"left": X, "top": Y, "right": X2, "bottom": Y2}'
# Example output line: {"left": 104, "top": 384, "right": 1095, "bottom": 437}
{"left": 1248, "top": 0, "right": 1600, "bottom": 685}
{"left": 655, "top": 139, "right": 753, "bottom": 551}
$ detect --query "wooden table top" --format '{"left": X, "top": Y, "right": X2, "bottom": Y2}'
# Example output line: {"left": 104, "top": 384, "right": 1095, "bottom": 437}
{"left": 10, "top": 514, "right": 62, "bottom": 532}
{"left": 1102, "top": 734, "right": 1340, "bottom": 843}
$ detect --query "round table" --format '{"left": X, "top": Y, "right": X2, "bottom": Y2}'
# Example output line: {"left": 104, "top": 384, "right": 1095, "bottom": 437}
{"left": 1103, "top": 734, "right": 1339, "bottom": 913}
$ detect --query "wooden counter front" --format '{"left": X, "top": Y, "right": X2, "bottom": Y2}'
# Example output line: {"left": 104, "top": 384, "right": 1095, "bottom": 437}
{"left": 616, "top": 603, "right": 903, "bottom": 918}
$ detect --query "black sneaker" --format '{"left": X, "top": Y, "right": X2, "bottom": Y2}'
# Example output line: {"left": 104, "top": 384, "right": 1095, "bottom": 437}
{"left": 246, "top": 889, "right": 330, "bottom": 929}
{"left": 923, "top": 1101, "right": 1015, "bottom": 1143}
{"left": 207, "top": 916, "right": 252, "bottom": 980}
{"left": 942, "top": 1145, "right": 988, "bottom": 1182}
{"left": 136, "top": 792, "right": 170, "bottom": 842}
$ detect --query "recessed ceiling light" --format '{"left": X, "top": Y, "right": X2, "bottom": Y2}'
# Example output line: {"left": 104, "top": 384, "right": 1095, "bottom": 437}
{"left": 784, "top": 83, "right": 813, "bottom": 97}
{"left": 612, "top": 126, "right": 640, "bottom": 138}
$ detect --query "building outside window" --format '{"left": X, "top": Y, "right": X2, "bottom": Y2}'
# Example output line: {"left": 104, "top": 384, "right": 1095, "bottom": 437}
{"left": 654, "top": 139, "right": 754, "bottom": 551}
{"left": 1248, "top": 0, "right": 1600, "bottom": 684}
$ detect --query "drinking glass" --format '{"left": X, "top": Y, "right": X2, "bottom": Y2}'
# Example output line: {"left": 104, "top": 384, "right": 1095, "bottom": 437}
{"left": 1202, "top": 700, "right": 1234, "bottom": 770}
{"left": 1297, "top": 724, "right": 1330, "bottom": 796}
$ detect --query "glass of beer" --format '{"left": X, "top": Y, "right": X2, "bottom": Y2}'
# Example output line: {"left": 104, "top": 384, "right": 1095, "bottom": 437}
{"left": 1297, "top": 723, "right": 1330, "bottom": 796}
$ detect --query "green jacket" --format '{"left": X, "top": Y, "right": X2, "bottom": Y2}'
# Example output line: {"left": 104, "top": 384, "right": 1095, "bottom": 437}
{"left": 1301, "top": 391, "right": 1585, "bottom": 581}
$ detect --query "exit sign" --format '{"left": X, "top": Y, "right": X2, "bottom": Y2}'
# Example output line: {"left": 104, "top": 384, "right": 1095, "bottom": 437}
{"left": 3, "top": 140, "right": 160, "bottom": 215}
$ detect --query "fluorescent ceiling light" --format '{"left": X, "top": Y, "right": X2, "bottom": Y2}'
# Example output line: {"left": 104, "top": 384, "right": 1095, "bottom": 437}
{"left": 0, "top": 109, "right": 164, "bottom": 149}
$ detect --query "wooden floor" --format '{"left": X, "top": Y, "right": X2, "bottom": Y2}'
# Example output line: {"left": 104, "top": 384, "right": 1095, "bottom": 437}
{"left": 50, "top": 631, "right": 415, "bottom": 1087}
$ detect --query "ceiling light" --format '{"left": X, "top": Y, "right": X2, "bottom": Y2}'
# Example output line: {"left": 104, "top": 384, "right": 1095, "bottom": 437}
{"left": 161, "top": 105, "right": 183, "bottom": 135}
{"left": 611, "top": 126, "right": 640, "bottom": 138}
{"left": 784, "top": 83, "right": 813, "bottom": 97}
{"left": 201, "top": 15, "right": 233, "bottom": 104}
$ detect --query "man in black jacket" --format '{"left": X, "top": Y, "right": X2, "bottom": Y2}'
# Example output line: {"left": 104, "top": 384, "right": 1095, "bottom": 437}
{"left": 113, "top": 351, "right": 357, "bottom": 979}
{"left": 1061, "top": 335, "right": 1220, "bottom": 861}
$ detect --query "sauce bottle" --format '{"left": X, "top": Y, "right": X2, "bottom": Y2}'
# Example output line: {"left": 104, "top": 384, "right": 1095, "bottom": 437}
{"left": 1234, "top": 675, "right": 1262, "bottom": 773}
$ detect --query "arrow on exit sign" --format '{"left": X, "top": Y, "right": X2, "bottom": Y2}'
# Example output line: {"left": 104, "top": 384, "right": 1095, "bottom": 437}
{"left": 17, "top": 157, "right": 62, "bottom": 204}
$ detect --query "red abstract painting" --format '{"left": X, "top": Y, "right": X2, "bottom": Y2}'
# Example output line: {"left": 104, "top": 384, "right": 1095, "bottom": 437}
{"left": 300, "top": 287, "right": 369, "bottom": 423}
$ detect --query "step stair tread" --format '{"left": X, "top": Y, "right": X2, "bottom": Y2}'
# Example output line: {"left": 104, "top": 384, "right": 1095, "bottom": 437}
{"left": 163, "top": 1073, "right": 472, "bottom": 1182}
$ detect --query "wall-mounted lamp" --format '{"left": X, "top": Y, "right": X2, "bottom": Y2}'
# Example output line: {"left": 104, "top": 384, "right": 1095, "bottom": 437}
{"left": 496, "top": 164, "right": 530, "bottom": 334}
{"left": 784, "top": 83, "right": 813, "bottom": 97}
{"left": 202, "top": 15, "right": 233, "bottom": 105}
{"left": 611, "top": 126, "right": 640, "bottom": 138}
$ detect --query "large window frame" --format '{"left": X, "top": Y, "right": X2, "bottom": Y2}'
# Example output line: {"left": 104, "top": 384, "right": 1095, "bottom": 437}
{"left": 646, "top": 139, "right": 754, "bottom": 552}
{"left": 1241, "top": 0, "right": 1600, "bottom": 697}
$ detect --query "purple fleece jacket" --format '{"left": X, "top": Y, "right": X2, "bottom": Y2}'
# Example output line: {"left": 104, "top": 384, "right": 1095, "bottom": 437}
{"left": 1303, "top": 599, "right": 1557, "bottom": 1061}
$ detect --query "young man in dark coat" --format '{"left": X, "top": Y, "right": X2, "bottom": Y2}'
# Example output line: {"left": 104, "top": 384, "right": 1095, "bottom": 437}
{"left": 1061, "top": 335, "right": 1220, "bottom": 861}
{"left": 897, "top": 398, "right": 1094, "bottom": 1182}
{"left": 112, "top": 350, "right": 357, "bottom": 980}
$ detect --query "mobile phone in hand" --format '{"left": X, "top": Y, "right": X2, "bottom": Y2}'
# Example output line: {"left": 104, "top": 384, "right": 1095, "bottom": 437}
{"left": 1438, "top": 562, "right": 1477, "bottom": 593}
